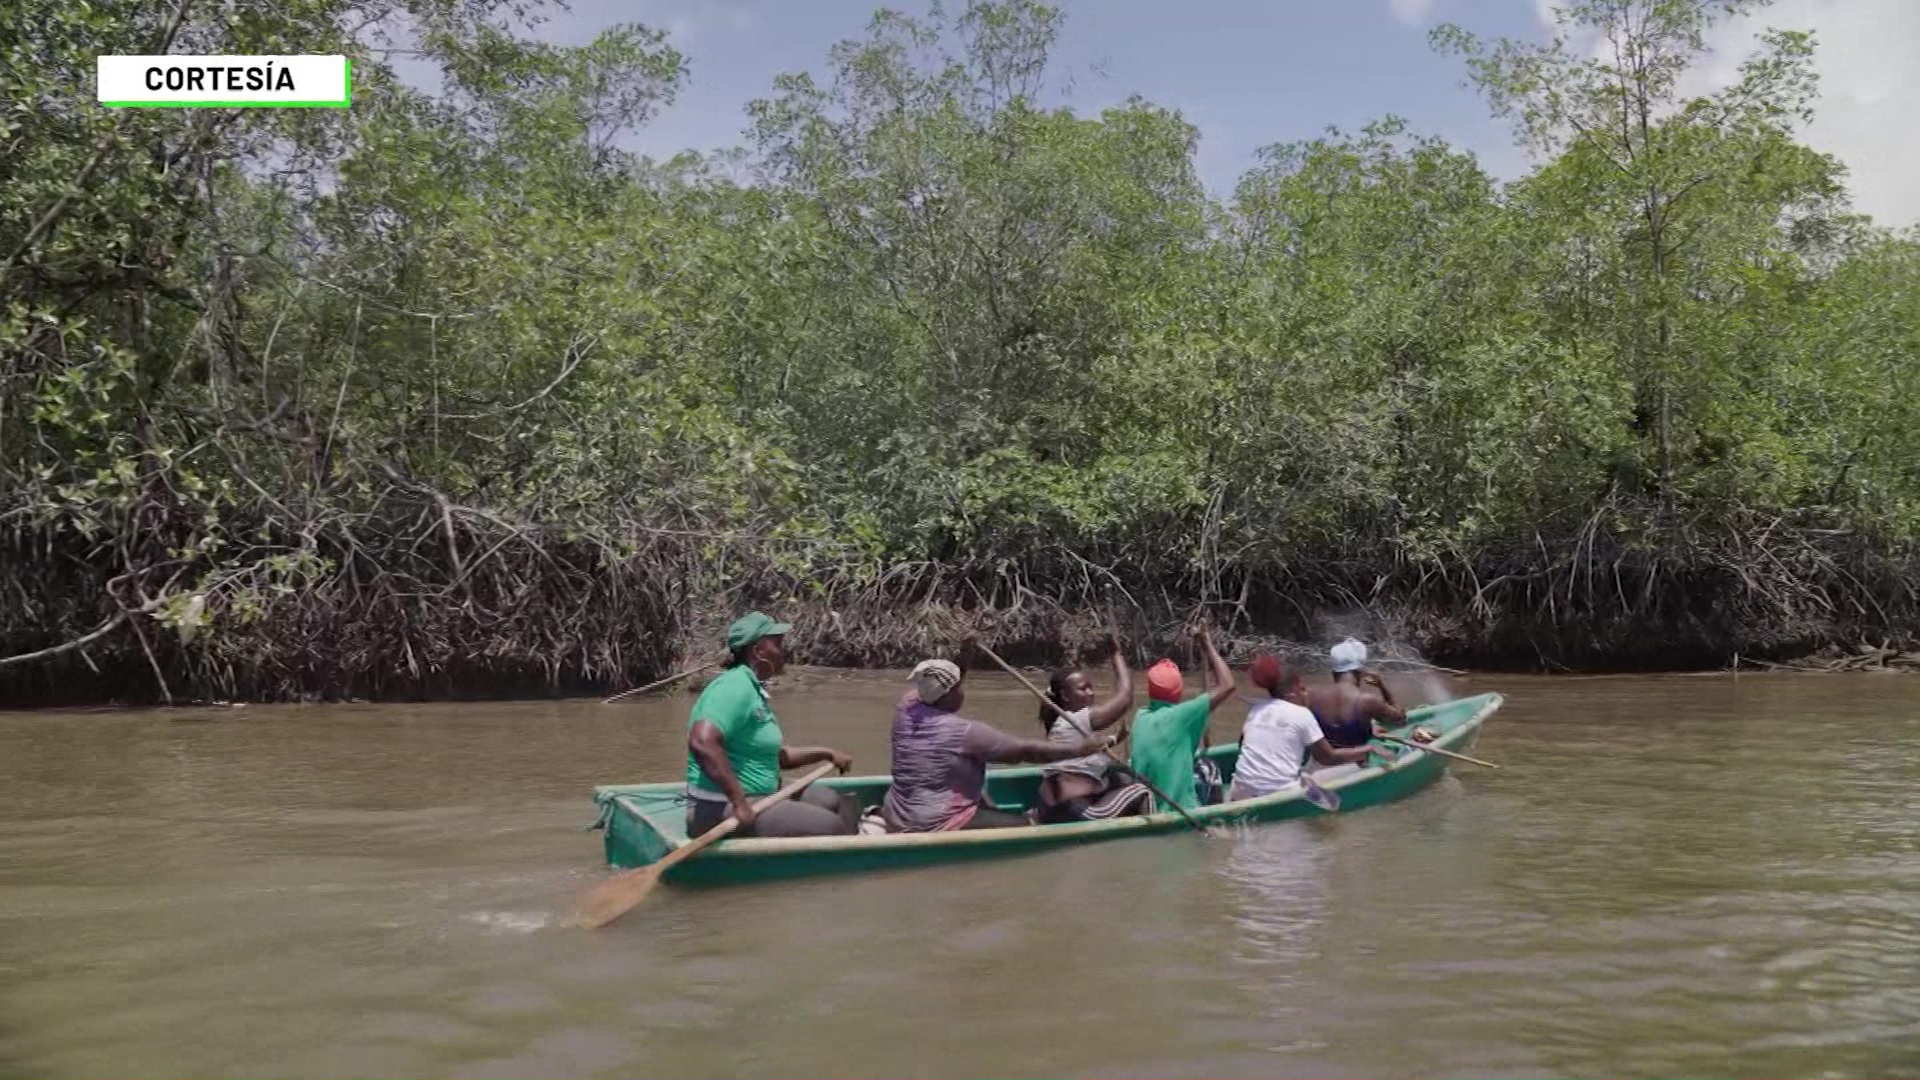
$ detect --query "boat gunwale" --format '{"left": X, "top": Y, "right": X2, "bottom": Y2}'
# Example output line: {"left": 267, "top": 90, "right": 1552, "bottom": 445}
{"left": 595, "top": 692, "right": 1502, "bottom": 862}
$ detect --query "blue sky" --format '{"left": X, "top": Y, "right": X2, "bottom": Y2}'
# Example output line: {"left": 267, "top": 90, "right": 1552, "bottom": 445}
{"left": 446, "top": 0, "right": 1919, "bottom": 225}
{"left": 523, "top": 0, "right": 1539, "bottom": 193}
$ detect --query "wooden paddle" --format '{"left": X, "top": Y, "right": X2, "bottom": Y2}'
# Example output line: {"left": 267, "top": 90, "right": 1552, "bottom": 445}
{"left": 574, "top": 761, "right": 836, "bottom": 928}
{"left": 602, "top": 661, "right": 718, "bottom": 705}
{"left": 972, "top": 640, "right": 1215, "bottom": 838}
{"left": 1298, "top": 769, "right": 1341, "bottom": 812}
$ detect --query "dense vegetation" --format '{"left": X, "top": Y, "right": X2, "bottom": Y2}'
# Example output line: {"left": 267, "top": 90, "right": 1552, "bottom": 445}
{"left": 3, "top": 0, "right": 1916, "bottom": 704}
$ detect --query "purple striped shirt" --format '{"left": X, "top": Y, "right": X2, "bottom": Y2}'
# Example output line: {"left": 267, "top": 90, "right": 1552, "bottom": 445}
{"left": 881, "top": 691, "right": 1028, "bottom": 832}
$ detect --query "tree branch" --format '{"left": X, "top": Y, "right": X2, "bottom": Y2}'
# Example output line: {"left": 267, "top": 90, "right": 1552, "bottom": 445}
{"left": 0, "top": 612, "right": 128, "bottom": 668}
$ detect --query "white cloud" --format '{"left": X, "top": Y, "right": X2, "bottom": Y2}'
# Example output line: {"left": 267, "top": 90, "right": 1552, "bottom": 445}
{"left": 1691, "top": 0, "right": 1920, "bottom": 227}
{"left": 645, "top": 2, "right": 759, "bottom": 46}
{"left": 1389, "top": 0, "right": 1439, "bottom": 27}
{"left": 1530, "top": 0, "right": 1919, "bottom": 227}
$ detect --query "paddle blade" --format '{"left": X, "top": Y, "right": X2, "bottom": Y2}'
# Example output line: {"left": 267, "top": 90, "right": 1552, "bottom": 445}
{"left": 1302, "top": 773, "right": 1341, "bottom": 813}
{"left": 573, "top": 865, "right": 664, "bottom": 929}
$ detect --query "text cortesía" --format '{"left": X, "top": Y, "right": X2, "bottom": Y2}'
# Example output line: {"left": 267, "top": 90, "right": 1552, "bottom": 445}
{"left": 97, "top": 55, "right": 350, "bottom": 107}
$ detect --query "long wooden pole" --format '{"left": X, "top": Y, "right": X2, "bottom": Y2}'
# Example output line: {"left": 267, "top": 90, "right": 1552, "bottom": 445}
{"left": 972, "top": 641, "right": 1214, "bottom": 838}
{"left": 1375, "top": 734, "right": 1500, "bottom": 769}
{"left": 602, "top": 661, "right": 718, "bottom": 704}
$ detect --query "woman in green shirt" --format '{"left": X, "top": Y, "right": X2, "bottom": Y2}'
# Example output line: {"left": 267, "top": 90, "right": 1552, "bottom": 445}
{"left": 685, "top": 612, "right": 856, "bottom": 838}
{"left": 1127, "top": 624, "right": 1237, "bottom": 811}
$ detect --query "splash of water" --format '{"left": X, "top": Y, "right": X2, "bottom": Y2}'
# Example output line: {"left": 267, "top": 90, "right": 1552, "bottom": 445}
{"left": 463, "top": 910, "right": 554, "bottom": 934}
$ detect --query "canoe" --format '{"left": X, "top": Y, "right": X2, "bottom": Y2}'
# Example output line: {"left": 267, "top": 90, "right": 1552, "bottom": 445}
{"left": 590, "top": 690, "right": 1503, "bottom": 888}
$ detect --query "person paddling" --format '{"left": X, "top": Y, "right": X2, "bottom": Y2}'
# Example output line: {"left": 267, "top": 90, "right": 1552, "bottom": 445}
{"left": 684, "top": 613, "right": 857, "bottom": 838}
{"left": 1306, "top": 638, "right": 1407, "bottom": 749}
{"left": 1128, "top": 624, "right": 1236, "bottom": 812}
{"left": 882, "top": 655, "right": 1110, "bottom": 832}
{"left": 1233, "top": 656, "right": 1380, "bottom": 801}
{"left": 1033, "top": 636, "right": 1150, "bottom": 824}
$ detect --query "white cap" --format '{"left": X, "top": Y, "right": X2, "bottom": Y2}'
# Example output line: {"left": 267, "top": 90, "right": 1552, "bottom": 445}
{"left": 1330, "top": 638, "right": 1368, "bottom": 674}
{"left": 909, "top": 659, "right": 962, "bottom": 704}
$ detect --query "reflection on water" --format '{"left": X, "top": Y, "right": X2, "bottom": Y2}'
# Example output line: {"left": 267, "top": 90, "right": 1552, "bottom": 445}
{"left": 1221, "top": 823, "right": 1330, "bottom": 970}
{"left": 4, "top": 673, "right": 1920, "bottom": 1077}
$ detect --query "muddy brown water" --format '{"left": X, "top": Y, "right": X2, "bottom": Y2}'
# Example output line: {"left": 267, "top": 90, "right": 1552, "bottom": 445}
{"left": 4, "top": 671, "right": 1920, "bottom": 1078}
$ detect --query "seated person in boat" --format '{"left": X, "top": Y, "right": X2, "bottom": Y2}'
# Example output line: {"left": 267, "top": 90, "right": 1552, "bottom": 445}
{"left": 1033, "top": 636, "right": 1151, "bottom": 824}
{"left": 881, "top": 656, "right": 1111, "bottom": 832}
{"left": 1306, "top": 638, "right": 1406, "bottom": 749}
{"left": 1128, "top": 624, "right": 1237, "bottom": 812}
{"left": 684, "top": 612, "right": 857, "bottom": 838}
{"left": 1233, "top": 656, "right": 1379, "bottom": 801}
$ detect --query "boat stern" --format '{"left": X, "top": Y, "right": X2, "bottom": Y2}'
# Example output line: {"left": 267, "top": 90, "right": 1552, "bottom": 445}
{"left": 592, "top": 785, "right": 687, "bottom": 870}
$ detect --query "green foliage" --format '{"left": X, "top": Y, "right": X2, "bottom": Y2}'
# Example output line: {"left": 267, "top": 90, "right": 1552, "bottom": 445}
{"left": 3, "top": 0, "right": 1917, "bottom": 697}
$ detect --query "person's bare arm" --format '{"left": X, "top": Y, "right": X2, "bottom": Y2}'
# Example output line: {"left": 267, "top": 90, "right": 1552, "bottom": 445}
{"left": 1361, "top": 686, "right": 1407, "bottom": 727}
{"left": 972, "top": 722, "right": 1108, "bottom": 765}
{"left": 1361, "top": 672, "right": 1405, "bottom": 720}
{"left": 1087, "top": 639, "right": 1134, "bottom": 730}
{"left": 780, "top": 745, "right": 853, "bottom": 773}
{"left": 1308, "top": 738, "right": 1375, "bottom": 767}
{"left": 689, "top": 720, "right": 755, "bottom": 827}
{"left": 1197, "top": 625, "right": 1236, "bottom": 709}
{"left": 1370, "top": 701, "right": 1408, "bottom": 727}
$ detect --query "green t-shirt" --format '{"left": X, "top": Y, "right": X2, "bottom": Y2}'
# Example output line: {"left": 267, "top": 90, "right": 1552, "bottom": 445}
{"left": 1129, "top": 695, "right": 1213, "bottom": 811}
{"left": 684, "top": 665, "right": 783, "bottom": 797}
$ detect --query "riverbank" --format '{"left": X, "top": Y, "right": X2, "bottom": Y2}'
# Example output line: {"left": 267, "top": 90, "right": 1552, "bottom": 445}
{"left": 3, "top": 576, "right": 1913, "bottom": 710}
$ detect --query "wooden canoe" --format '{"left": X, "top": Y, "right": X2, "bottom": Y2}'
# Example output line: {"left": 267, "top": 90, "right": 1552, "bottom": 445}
{"left": 590, "top": 691, "right": 1503, "bottom": 888}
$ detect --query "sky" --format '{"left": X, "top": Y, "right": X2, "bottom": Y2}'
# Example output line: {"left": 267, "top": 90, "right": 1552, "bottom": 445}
{"left": 460, "top": 0, "right": 1919, "bottom": 227}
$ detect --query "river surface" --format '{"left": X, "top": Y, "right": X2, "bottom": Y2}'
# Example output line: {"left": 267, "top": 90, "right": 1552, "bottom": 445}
{"left": 3, "top": 671, "right": 1920, "bottom": 1078}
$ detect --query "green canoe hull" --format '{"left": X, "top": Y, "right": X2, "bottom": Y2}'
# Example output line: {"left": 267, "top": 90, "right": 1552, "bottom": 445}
{"left": 590, "top": 691, "right": 1502, "bottom": 888}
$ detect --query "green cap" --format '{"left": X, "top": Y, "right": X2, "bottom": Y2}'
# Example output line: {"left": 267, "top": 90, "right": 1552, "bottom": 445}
{"left": 726, "top": 611, "right": 792, "bottom": 652}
